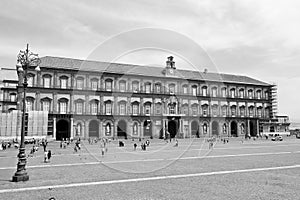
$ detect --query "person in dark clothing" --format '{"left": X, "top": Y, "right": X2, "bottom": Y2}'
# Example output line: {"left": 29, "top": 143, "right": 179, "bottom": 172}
{"left": 47, "top": 150, "right": 52, "bottom": 162}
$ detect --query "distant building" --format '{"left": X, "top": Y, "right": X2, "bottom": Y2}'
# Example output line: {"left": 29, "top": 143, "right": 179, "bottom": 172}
{"left": 261, "top": 115, "right": 290, "bottom": 136}
{"left": 0, "top": 68, "right": 18, "bottom": 112}
{"left": 8, "top": 55, "right": 279, "bottom": 140}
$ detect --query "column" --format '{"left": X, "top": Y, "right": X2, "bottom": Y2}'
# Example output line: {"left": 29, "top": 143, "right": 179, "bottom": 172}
{"left": 36, "top": 91, "right": 40, "bottom": 111}
{"left": 53, "top": 92, "right": 57, "bottom": 112}
{"left": 247, "top": 119, "right": 250, "bottom": 137}
{"left": 53, "top": 117, "right": 56, "bottom": 139}
{"left": 70, "top": 118, "right": 74, "bottom": 139}
{"left": 99, "top": 121, "right": 103, "bottom": 138}
{"left": 53, "top": 72, "right": 58, "bottom": 88}
{"left": 70, "top": 94, "right": 74, "bottom": 114}
{"left": 71, "top": 74, "right": 75, "bottom": 89}
{"left": 37, "top": 71, "right": 41, "bottom": 87}
{"left": 85, "top": 95, "right": 89, "bottom": 114}
{"left": 85, "top": 120, "right": 89, "bottom": 139}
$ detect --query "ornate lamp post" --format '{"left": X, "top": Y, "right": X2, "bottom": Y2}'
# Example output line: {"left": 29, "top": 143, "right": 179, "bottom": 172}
{"left": 12, "top": 44, "right": 40, "bottom": 182}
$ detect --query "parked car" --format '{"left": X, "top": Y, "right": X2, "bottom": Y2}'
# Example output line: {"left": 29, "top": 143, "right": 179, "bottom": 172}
{"left": 271, "top": 135, "right": 283, "bottom": 141}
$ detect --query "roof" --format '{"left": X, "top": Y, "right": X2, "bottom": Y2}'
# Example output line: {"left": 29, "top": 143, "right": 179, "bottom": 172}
{"left": 40, "top": 56, "right": 270, "bottom": 86}
{"left": 0, "top": 68, "right": 18, "bottom": 81}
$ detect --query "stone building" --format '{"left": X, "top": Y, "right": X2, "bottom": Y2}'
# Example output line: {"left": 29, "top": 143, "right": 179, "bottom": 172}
{"left": 15, "top": 56, "right": 275, "bottom": 140}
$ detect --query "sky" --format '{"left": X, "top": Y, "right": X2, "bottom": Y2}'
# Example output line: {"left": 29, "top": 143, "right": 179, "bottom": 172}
{"left": 0, "top": 0, "right": 300, "bottom": 122}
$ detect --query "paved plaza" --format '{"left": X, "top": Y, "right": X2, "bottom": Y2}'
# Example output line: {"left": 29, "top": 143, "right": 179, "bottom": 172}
{"left": 0, "top": 137, "right": 300, "bottom": 200}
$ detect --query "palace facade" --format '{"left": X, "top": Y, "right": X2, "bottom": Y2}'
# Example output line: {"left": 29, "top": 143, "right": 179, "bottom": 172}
{"left": 15, "top": 56, "right": 275, "bottom": 140}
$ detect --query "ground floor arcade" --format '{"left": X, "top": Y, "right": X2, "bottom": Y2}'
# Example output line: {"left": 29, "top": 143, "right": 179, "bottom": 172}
{"left": 51, "top": 115, "right": 259, "bottom": 140}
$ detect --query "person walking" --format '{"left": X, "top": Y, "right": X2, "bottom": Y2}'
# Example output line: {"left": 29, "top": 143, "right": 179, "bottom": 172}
{"left": 47, "top": 150, "right": 52, "bottom": 162}
{"left": 44, "top": 151, "right": 48, "bottom": 163}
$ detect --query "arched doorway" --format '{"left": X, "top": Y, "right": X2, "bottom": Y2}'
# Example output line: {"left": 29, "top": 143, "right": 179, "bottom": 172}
{"left": 231, "top": 121, "right": 238, "bottom": 137}
{"left": 56, "top": 119, "right": 70, "bottom": 141}
{"left": 117, "top": 120, "right": 127, "bottom": 139}
{"left": 191, "top": 121, "right": 199, "bottom": 137}
{"left": 168, "top": 120, "right": 177, "bottom": 138}
{"left": 143, "top": 120, "right": 152, "bottom": 137}
{"left": 89, "top": 120, "right": 99, "bottom": 138}
{"left": 250, "top": 121, "right": 257, "bottom": 137}
{"left": 212, "top": 121, "right": 219, "bottom": 136}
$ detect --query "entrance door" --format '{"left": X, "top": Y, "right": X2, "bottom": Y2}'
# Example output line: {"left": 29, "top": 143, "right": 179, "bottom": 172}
{"left": 250, "top": 121, "right": 257, "bottom": 137}
{"left": 231, "top": 121, "right": 238, "bottom": 137}
{"left": 89, "top": 120, "right": 99, "bottom": 138}
{"left": 191, "top": 121, "right": 199, "bottom": 137}
{"left": 143, "top": 120, "right": 152, "bottom": 137}
{"left": 56, "top": 119, "right": 70, "bottom": 141}
{"left": 117, "top": 120, "right": 127, "bottom": 139}
{"left": 168, "top": 120, "right": 177, "bottom": 138}
{"left": 212, "top": 121, "right": 219, "bottom": 136}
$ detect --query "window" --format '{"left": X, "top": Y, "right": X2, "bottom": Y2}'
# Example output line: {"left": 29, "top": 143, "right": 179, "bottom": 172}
{"left": 41, "top": 99, "right": 51, "bottom": 112}
{"left": 221, "top": 87, "right": 227, "bottom": 97}
{"left": 76, "top": 101, "right": 83, "bottom": 114}
{"left": 59, "top": 101, "right": 67, "bottom": 114}
{"left": 257, "top": 90, "right": 261, "bottom": 99}
{"left": 265, "top": 91, "right": 269, "bottom": 100}
{"left": 202, "top": 105, "right": 208, "bottom": 116}
{"left": 60, "top": 77, "right": 68, "bottom": 89}
{"left": 90, "top": 101, "right": 98, "bottom": 114}
{"left": 240, "top": 106, "right": 245, "bottom": 117}
{"left": 249, "top": 106, "right": 254, "bottom": 117}
{"left": 239, "top": 89, "right": 244, "bottom": 98}
{"left": 43, "top": 75, "right": 51, "bottom": 88}
{"left": 248, "top": 89, "right": 253, "bottom": 98}
{"left": 132, "top": 81, "right": 139, "bottom": 93}
{"left": 231, "top": 106, "right": 236, "bottom": 116}
{"left": 155, "top": 103, "right": 161, "bottom": 115}
{"left": 265, "top": 108, "right": 270, "bottom": 118}
{"left": 133, "top": 123, "right": 138, "bottom": 135}
{"left": 132, "top": 103, "right": 139, "bottom": 115}
{"left": 169, "top": 84, "right": 175, "bottom": 94}
{"left": 183, "top": 85, "right": 188, "bottom": 94}
{"left": 192, "top": 85, "right": 197, "bottom": 96}
{"left": 119, "top": 81, "right": 126, "bottom": 92}
{"left": 10, "top": 93, "right": 16, "bottom": 102}
{"left": 230, "top": 88, "right": 235, "bottom": 98}
{"left": 105, "top": 101, "right": 112, "bottom": 115}
{"left": 192, "top": 104, "right": 198, "bottom": 115}
{"left": 155, "top": 84, "right": 161, "bottom": 93}
{"left": 211, "top": 87, "right": 217, "bottom": 97}
{"left": 76, "top": 77, "right": 84, "bottom": 89}
{"left": 257, "top": 107, "right": 262, "bottom": 117}
{"left": 182, "top": 105, "right": 188, "bottom": 115}
{"left": 105, "top": 79, "right": 112, "bottom": 91}
{"left": 222, "top": 106, "right": 227, "bottom": 116}
{"left": 91, "top": 79, "right": 98, "bottom": 90}
{"left": 119, "top": 102, "right": 126, "bottom": 115}
{"left": 212, "top": 105, "right": 218, "bottom": 116}
{"left": 202, "top": 86, "right": 207, "bottom": 96}
{"left": 169, "top": 104, "right": 175, "bottom": 114}
{"left": 105, "top": 123, "right": 111, "bottom": 136}
{"left": 145, "top": 83, "right": 151, "bottom": 93}
{"left": 145, "top": 103, "right": 151, "bottom": 115}
{"left": 26, "top": 98, "right": 34, "bottom": 112}
{"left": 27, "top": 75, "right": 34, "bottom": 87}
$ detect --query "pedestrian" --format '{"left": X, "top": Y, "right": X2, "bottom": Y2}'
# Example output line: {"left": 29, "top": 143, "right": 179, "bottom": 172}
{"left": 47, "top": 150, "right": 52, "bottom": 162}
{"left": 60, "top": 141, "right": 63, "bottom": 148}
{"left": 44, "top": 151, "right": 48, "bottom": 163}
{"left": 174, "top": 139, "right": 178, "bottom": 147}
{"left": 133, "top": 143, "right": 137, "bottom": 150}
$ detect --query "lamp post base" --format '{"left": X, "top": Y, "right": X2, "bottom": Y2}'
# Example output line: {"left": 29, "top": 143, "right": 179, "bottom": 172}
{"left": 12, "top": 173, "right": 29, "bottom": 182}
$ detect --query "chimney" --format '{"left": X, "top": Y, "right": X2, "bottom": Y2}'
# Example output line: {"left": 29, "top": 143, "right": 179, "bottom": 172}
{"left": 166, "top": 56, "right": 175, "bottom": 69}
